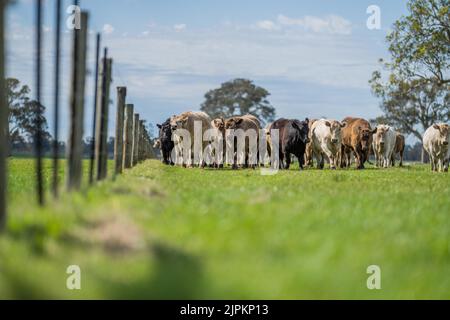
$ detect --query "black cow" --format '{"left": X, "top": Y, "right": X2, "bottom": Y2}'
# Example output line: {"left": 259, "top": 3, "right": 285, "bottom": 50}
{"left": 270, "top": 118, "right": 309, "bottom": 170}
{"left": 157, "top": 118, "right": 175, "bottom": 165}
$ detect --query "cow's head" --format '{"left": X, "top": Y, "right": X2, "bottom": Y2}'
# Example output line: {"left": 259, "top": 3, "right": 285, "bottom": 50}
{"left": 359, "top": 126, "right": 377, "bottom": 151}
{"left": 433, "top": 124, "right": 450, "bottom": 146}
{"left": 157, "top": 122, "right": 172, "bottom": 141}
{"left": 225, "top": 117, "right": 243, "bottom": 130}
{"left": 292, "top": 119, "right": 310, "bottom": 145}
{"left": 325, "top": 120, "right": 346, "bottom": 145}
{"left": 212, "top": 118, "right": 225, "bottom": 133}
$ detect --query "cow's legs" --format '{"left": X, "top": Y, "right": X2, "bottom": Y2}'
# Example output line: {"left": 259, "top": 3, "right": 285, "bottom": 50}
{"left": 297, "top": 152, "right": 305, "bottom": 170}
{"left": 323, "top": 149, "right": 335, "bottom": 170}
{"left": 362, "top": 150, "right": 369, "bottom": 167}
{"left": 346, "top": 150, "right": 352, "bottom": 168}
{"left": 355, "top": 150, "right": 364, "bottom": 169}
{"left": 329, "top": 156, "right": 336, "bottom": 170}
{"left": 438, "top": 158, "right": 443, "bottom": 172}
{"left": 279, "top": 150, "right": 285, "bottom": 170}
{"left": 353, "top": 150, "right": 359, "bottom": 169}
{"left": 284, "top": 152, "right": 291, "bottom": 169}
{"left": 315, "top": 152, "right": 323, "bottom": 169}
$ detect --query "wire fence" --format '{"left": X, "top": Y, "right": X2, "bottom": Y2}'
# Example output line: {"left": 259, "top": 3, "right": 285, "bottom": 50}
{"left": 0, "top": 0, "right": 154, "bottom": 232}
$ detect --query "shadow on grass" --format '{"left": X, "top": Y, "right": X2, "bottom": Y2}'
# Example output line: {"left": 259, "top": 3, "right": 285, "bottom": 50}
{"left": 100, "top": 241, "right": 204, "bottom": 299}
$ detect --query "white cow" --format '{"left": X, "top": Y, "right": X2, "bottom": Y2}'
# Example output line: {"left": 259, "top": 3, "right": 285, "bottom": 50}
{"left": 310, "top": 119, "right": 346, "bottom": 170}
{"left": 372, "top": 125, "right": 396, "bottom": 168}
{"left": 423, "top": 123, "right": 450, "bottom": 172}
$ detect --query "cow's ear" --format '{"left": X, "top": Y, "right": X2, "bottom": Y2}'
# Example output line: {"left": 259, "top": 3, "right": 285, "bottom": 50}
{"left": 325, "top": 121, "right": 331, "bottom": 127}
{"left": 372, "top": 128, "right": 378, "bottom": 134}
{"left": 433, "top": 124, "right": 440, "bottom": 130}
{"left": 157, "top": 124, "right": 162, "bottom": 129}
{"left": 236, "top": 118, "right": 243, "bottom": 124}
{"left": 305, "top": 117, "right": 309, "bottom": 123}
{"left": 340, "top": 122, "right": 346, "bottom": 128}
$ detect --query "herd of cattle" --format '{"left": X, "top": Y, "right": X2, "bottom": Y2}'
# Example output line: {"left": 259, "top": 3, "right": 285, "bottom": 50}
{"left": 154, "top": 111, "right": 450, "bottom": 172}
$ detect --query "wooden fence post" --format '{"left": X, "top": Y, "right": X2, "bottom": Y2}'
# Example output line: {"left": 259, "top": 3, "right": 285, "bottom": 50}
{"left": 89, "top": 33, "right": 101, "bottom": 185}
{"left": 0, "top": 0, "right": 7, "bottom": 230}
{"left": 52, "top": 0, "right": 61, "bottom": 197}
{"left": 132, "top": 113, "right": 140, "bottom": 166}
{"left": 139, "top": 120, "right": 145, "bottom": 162}
{"left": 95, "top": 52, "right": 112, "bottom": 181}
{"left": 67, "top": 11, "right": 88, "bottom": 191}
{"left": 123, "top": 104, "right": 134, "bottom": 169}
{"left": 114, "top": 87, "right": 127, "bottom": 175}
{"left": 35, "top": 0, "right": 44, "bottom": 204}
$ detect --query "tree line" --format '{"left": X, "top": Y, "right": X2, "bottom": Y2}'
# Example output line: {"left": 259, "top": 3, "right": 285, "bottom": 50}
{"left": 5, "top": 77, "right": 154, "bottom": 158}
{"left": 370, "top": 0, "right": 449, "bottom": 161}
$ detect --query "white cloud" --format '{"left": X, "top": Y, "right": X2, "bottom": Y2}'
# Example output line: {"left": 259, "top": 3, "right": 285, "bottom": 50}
{"left": 277, "top": 14, "right": 352, "bottom": 35}
{"left": 102, "top": 24, "right": 115, "bottom": 35}
{"left": 254, "top": 20, "right": 279, "bottom": 31}
{"left": 104, "top": 27, "right": 377, "bottom": 94}
{"left": 173, "top": 24, "right": 186, "bottom": 32}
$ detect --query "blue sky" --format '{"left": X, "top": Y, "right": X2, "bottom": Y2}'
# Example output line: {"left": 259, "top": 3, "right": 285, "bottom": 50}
{"left": 5, "top": 0, "right": 409, "bottom": 140}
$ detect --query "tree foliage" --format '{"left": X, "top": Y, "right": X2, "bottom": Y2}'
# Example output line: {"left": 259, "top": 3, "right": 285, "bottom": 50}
{"left": 387, "top": 0, "right": 449, "bottom": 85}
{"left": 370, "top": 72, "right": 449, "bottom": 140}
{"left": 6, "top": 78, "right": 51, "bottom": 145}
{"left": 370, "top": 0, "right": 450, "bottom": 141}
{"left": 200, "top": 78, "right": 276, "bottom": 124}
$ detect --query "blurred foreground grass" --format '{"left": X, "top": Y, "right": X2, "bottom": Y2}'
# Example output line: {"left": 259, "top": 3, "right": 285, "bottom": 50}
{"left": 0, "top": 158, "right": 449, "bottom": 299}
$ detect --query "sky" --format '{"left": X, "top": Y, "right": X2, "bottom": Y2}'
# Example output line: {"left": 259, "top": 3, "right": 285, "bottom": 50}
{"left": 5, "top": 0, "right": 409, "bottom": 140}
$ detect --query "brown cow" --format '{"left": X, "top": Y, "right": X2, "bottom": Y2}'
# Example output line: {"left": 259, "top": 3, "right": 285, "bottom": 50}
{"left": 224, "top": 114, "right": 261, "bottom": 169}
{"left": 304, "top": 118, "right": 317, "bottom": 167}
{"left": 340, "top": 117, "right": 376, "bottom": 169}
{"left": 391, "top": 133, "right": 405, "bottom": 167}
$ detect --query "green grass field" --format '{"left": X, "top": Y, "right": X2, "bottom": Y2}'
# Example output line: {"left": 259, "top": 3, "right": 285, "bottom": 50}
{"left": 0, "top": 158, "right": 449, "bottom": 299}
